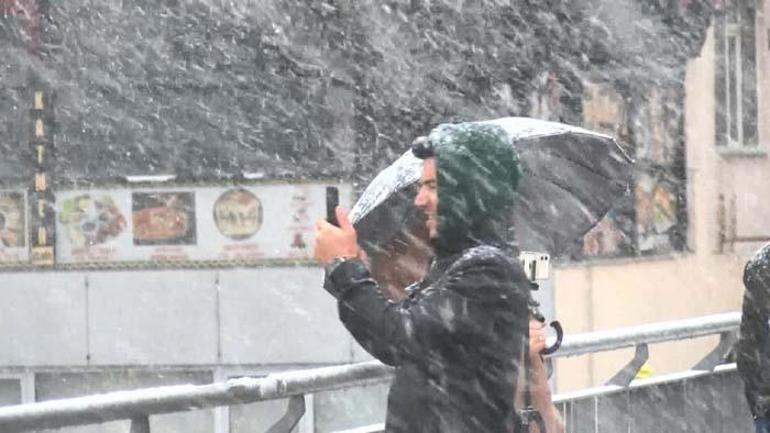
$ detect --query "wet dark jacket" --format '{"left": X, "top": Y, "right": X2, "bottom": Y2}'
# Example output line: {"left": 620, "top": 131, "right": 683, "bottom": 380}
{"left": 324, "top": 123, "right": 531, "bottom": 432}
{"left": 737, "top": 243, "right": 770, "bottom": 418}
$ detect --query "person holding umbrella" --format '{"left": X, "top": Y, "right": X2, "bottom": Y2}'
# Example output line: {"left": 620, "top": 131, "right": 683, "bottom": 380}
{"left": 318, "top": 116, "right": 630, "bottom": 432}
{"left": 737, "top": 243, "right": 770, "bottom": 432}
{"left": 315, "top": 122, "right": 532, "bottom": 432}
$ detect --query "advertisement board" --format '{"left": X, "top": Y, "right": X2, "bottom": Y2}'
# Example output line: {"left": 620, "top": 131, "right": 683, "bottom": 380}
{"left": 55, "top": 182, "right": 352, "bottom": 266}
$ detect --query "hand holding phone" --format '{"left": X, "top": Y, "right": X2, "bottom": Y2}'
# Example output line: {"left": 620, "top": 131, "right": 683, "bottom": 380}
{"left": 315, "top": 187, "right": 360, "bottom": 265}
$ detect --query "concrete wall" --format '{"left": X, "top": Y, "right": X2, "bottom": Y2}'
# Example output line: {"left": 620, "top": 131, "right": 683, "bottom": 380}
{"left": 554, "top": 9, "right": 770, "bottom": 393}
{"left": 0, "top": 267, "right": 359, "bottom": 368}
{"left": 0, "top": 266, "right": 381, "bottom": 432}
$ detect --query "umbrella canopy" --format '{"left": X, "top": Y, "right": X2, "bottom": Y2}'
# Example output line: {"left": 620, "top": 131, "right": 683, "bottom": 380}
{"left": 350, "top": 117, "right": 633, "bottom": 266}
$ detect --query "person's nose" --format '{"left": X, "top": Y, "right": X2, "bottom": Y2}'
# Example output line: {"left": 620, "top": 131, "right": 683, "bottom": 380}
{"left": 414, "top": 188, "right": 426, "bottom": 209}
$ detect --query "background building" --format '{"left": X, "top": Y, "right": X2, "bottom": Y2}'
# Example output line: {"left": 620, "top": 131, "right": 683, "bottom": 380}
{"left": 554, "top": 0, "right": 770, "bottom": 392}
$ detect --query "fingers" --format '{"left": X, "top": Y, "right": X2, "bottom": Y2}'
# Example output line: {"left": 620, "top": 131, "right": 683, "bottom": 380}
{"left": 336, "top": 206, "right": 354, "bottom": 232}
{"left": 529, "top": 320, "right": 547, "bottom": 353}
{"left": 529, "top": 319, "right": 545, "bottom": 332}
{"left": 530, "top": 337, "right": 546, "bottom": 354}
{"left": 313, "top": 218, "right": 334, "bottom": 264}
{"left": 313, "top": 210, "right": 359, "bottom": 265}
{"left": 316, "top": 217, "right": 339, "bottom": 232}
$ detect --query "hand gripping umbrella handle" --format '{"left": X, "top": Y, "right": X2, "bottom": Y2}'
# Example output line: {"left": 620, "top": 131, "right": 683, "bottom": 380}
{"left": 519, "top": 407, "right": 547, "bottom": 433}
{"left": 540, "top": 320, "right": 563, "bottom": 356}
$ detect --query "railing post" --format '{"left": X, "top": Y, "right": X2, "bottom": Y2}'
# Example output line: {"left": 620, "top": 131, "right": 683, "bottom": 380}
{"left": 265, "top": 394, "right": 306, "bottom": 433}
{"left": 692, "top": 330, "right": 737, "bottom": 371}
{"left": 605, "top": 343, "right": 649, "bottom": 386}
{"left": 130, "top": 416, "right": 150, "bottom": 433}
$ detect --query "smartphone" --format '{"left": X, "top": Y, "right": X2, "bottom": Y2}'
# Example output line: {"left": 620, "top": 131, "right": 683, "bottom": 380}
{"left": 519, "top": 251, "right": 550, "bottom": 281}
{"left": 326, "top": 186, "right": 339, "bottom": 227}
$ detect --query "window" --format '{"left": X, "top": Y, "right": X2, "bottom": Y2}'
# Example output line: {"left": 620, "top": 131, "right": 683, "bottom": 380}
{"left": 715, "top": 0, "right": 758, "bottom": 148}
{"left": 0, "top": 377, "right": 21, "bottom": 407}
{"left": 0, "top": 373, "right": 33, "bottom": 407}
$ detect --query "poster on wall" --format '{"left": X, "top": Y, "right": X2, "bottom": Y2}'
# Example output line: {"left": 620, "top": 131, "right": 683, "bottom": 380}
{"left": 632, "top": 88, "right": 679, "bottom": 167}
{"left": 213, "top": 189, "right": 262, "bottom": 241}
{"left": 636, "top": 174, "right": 678, "bottom": 253}
{"left": 132, "top": 192, "right": 197, "bottom": 246}
{"left": 131, "top": 191, "right": 197, "bottom": 262}
{"left": 583, "top": 216, "right": 623, "bottom": 256}
{"left": 55, "top": 182, "right": 352, "bottom": 266}
{"left": 208, "top": 188, "right": 265, "bottom": 261}
{"left": 194, "top": 183, "right": 352, "bottom": 262}
{"left": 582, "top": 81, "right": 627, "bottom": 141}
{"left": 286, "top": 184, "right": 318, "bottom": 259}
{"left": 0, "top": 190, "right": 28, "bottom": 264}
{"left": 57, "top": 191, "right": 130, "bottom": 262}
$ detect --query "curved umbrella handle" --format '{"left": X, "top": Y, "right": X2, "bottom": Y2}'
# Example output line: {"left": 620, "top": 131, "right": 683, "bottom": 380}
{"left": 540, "top": 320, "right": 563, "bottom": 356}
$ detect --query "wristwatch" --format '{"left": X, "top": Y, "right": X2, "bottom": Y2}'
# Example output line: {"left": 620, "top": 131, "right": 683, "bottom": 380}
{"left": 327, "top": 256, "right": 354, "bottom": 272}
{"left": 324, "top": 256, "right": 366, "bottom": 292}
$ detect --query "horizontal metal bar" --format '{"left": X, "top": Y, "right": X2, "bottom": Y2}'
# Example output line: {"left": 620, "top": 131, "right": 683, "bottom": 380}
{"left": 552, "top": 363, "right": 738, "bottom": 403}
{"left": 0, "top": 312, "right": 740, "bottom": 432}
{"left": 0, "top": 361, "right": 392, "bottom": 433}
{"left": 550, "top": 312, "right": 740, "bottom": 358}
{"left": 334, "top": 423, "right": 386, "bottom": 433}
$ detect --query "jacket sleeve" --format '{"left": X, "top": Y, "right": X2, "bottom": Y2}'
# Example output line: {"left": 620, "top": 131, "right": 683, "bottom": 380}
{"left": 324, "top": 258, "right": 403, "bottom": 366}
{"left": 324, "top": 251, "right": 530, "bottom": 367}
{"left": 737, "top": 255, "right": 770, "bottom": 417}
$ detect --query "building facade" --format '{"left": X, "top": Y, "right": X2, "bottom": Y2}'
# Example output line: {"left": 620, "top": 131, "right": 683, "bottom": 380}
{"left": 553, "top": 0, "right": 770, "bottom": 392}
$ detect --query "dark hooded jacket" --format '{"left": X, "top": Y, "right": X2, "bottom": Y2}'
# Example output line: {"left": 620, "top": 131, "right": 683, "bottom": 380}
{"left": 324, "top": 123, "right": 531, "bottom": 432}
{"left": 737, "top": 243, "right": 770, "bottom": 419}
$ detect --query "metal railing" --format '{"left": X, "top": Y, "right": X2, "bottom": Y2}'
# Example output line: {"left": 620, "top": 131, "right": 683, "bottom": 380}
{"left": 554, "top": 312, "right": 739, "bottom": 357}
{"left": 0, "top": 312, "right": 741, "bottom": 433}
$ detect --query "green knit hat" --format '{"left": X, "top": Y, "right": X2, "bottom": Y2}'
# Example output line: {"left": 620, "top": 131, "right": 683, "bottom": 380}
{"left": 427, "top": 122, "right": 521, "bottom": 252}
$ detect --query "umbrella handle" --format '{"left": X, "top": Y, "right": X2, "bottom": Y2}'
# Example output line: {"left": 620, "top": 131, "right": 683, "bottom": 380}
{"left": 519, "top": 407, "right": 548, "bottom": 433}
{"left": 540, "top": 320, "right": 563, "bottom": 355}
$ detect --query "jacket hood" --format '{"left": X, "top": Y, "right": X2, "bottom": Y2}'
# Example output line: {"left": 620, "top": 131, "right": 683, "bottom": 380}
{"left": 426, "top": 122, "right": 521, "bottom": 257}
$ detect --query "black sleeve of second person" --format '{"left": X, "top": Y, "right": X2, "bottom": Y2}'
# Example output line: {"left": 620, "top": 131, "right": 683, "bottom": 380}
{"left": 323, "top": 251, "right": 530, "bottom": 367}
{"left": 737, "top": 251, "right": 770, "bottom": 417}
{"left": 737, "top": 280, "right": 770, "bottom": 416}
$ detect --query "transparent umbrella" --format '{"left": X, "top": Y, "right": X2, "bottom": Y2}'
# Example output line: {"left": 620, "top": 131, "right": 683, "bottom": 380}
{"left": 349, "top": 117, "right": 634, "bottom": 264}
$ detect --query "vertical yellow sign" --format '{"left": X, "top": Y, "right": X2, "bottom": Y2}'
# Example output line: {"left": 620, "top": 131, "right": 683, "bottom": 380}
{"left": 34, "top": 91, "right": 44, "bottom": 110}
{"left": 35, "top": 119, "right": 44, "bottom": 138}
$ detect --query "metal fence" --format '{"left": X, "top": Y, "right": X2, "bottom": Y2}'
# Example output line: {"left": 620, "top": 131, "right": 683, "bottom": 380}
{"left": 555, "top": 364, "right": 753, "bottom": 433}
{"left": 0, "top": 312, "right": 743, "bottom": 433}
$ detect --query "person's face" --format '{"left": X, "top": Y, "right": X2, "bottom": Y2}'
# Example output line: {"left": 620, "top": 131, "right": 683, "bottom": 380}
{"left": 414, "top": 158, "right": 438, "bottom": 240}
